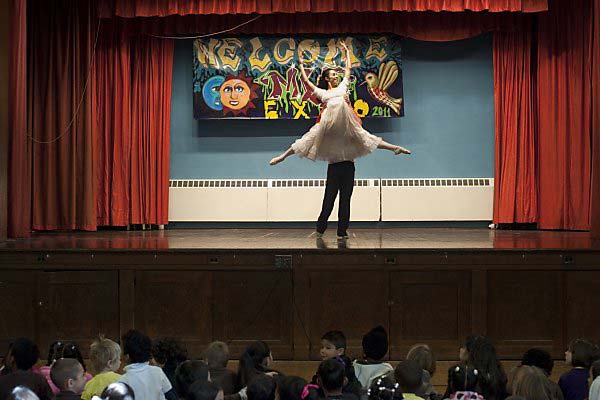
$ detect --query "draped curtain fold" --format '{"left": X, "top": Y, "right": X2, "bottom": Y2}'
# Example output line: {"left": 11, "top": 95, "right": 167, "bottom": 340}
{"left": 98, "top": 0, "right": 548, "bottom": 18}
{"left": 591, "top": 0, "right": 600, "bottom": 237}
{"left": 493, "top": 26, "right": 537, "bottom": 224}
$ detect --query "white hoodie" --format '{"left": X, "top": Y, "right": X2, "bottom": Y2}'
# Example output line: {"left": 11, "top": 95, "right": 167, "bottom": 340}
{"left": 353, "top": 361, "right": 394, "bottom": 388}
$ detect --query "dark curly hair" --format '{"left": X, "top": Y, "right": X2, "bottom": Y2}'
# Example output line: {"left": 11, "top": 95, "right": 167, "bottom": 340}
{"left": 121, "top": 330, "right": 152, "bottom": 364}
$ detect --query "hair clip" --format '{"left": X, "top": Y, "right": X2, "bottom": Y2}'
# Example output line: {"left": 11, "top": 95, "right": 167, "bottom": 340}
{"left": 455, "top": 366, "right": 461, "bottom": 372}
{"left": 301, "top": 384, "right": 319, "bottom": 400}
{"left": 473, "top": 369, "right": 478, "bottom": 376}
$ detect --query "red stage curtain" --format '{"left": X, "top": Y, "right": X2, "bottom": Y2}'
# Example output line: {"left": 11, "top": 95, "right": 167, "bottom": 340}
{"left": 98, "top": 0, "right": 547, "bottom": 18}
{"left": 537, "top": 0, "right": 595, "bottom": 230}
{"left": 94, "top": 24, "right": 173, "bottom": 227}
{"left": 8, "top": 0, "right": 30, "bottom": 237}
{"left": 493, "top": 26, "right": 537, "bottom": 224}
{"left": 592, "top": 0, "right": 600, "bottom": 239}
{"left": 27, "top": 0, "right": 97, "bottom": 231}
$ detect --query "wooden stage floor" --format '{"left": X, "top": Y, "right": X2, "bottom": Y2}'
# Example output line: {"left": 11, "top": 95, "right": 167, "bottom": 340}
{"left": 1, "top": 227, "right": 599, "bottom": 250}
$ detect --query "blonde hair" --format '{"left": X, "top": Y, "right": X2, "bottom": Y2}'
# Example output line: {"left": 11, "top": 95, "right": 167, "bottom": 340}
{"left": 203, "top": 341, "right": 229, "bottom": 368}
{"left": 406, "top": 344, "right": 436, "bottom": 376}
{"left": 90, "top": 335, "right": 121, "bottom": 374}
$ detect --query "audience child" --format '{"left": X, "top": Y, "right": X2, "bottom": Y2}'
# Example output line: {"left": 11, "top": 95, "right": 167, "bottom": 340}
{"left": 96, "top": 382, "right": 135, "bottom": 400}
{"left": 203, "top": 342, "right": 236, "bottom": 395}
{"left": 353, "top": 326, "right": 394, "bottom": 388}
{"left": 9, "top": 386, "right": 42, "bottom": 400}
{"left": 237, "top": 341, "right": 279, "bottom": 391}
{"left": 460, "top": 336, "right": 507, "bottom": 400}
{"left": 520, "top": 348, "right": 562, "bottom": 400}
{"left": 81, "top": 336, "right": 122, "bottom": 400}
{"left": 317, "top": 358, "right": 356, "bottom": 400}
{"left": 367, "top": 377, "right": 403, "bottom": 400}
{"left": 119, "top": 330, "right": 176, "bottom": 400}
{"left": 407, "top": 344, "right": 437, "bottom": 400}
{"left": 394, "top": 360, "right": 425, "bottom": 400}
{"left": 589, "top": 360, "right": 600, "bottom": 400}
{"left": 153, "top": 338, "right": 188, "bottom": 387}
{"left": 187, "top": 381, "right": 223, "bottom": 400}
{"left": 276, "top": 376, "right": 310, "bottom": 400}
{"left": 0, "top": 338, "right": 53, "bottom": 400}
{"left": 509, "top": 365, "right": 556, "bottom": 400}
{"left": 39, "top": 342, "right": 93, "bottom": 395}
{"left": 443, "top": 364, "right": 484, "bottom": 400}
{"left": 247, "top": 375, "right": 276, "bottom": 400}
{"left": 50, "top": 358, "right": 87, "bottom": 400}
{"left": 559, "top": 339, "right": 599, "bottom": 400}
{"left": 174, "top": 360, "right": 210, "bottom": 398}
{"left": 312, "top": 331, "right": 361, "bottom": 397}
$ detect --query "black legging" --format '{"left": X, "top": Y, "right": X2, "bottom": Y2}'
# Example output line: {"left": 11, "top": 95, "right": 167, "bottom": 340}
{"left": 316, "top": 161, "right": 355, "bottom": 236}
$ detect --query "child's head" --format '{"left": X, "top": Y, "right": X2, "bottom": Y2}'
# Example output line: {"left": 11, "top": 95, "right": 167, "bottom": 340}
{"left": 247, "top": 375, "right": 276, "bottom": 400}
{"left": 447, "top": 364, "right": 479, "bottom": 393}
{"left": 367, "top": 377, "right": 402, "bottom": 400}
{"left": 121, "top": 329, "right": 152, "bottom": 364}
{"left": 152, "top": 338, "right": 188, "bottom": 368}
{"left": 90, "top": 335, "right": 121, "bottom": 375}
{"left": 9, "top": 338, "right": 40, "bottom": 371}
{"left": 592, "top": 360, "right": 600, "bottom": 380}
{"left": 238, "top": 341, "right": 273, "bottom": 388}
{"left": 394, "top": 360, "right": 423, "bottom": 393}
{"left": 58, "top": 342, "right": 87, "bottom": 372}
{"left": 509, "top": 365, "right": 552, "bottom": 400}
{"left": 406, "top": 344, "right": 436, "bottom": 377}
{"left": 174, "top": 360, "right": 210, "bottom": 398}
{"left": 317, "top": 358, "right": 345, "bottom": 395}
{"left": 50, "top": 358, "right": 86, "bottom": 394}
{"left": 187, "top": 380, "right": 224, "bottom": 400}
{"left": 98, "top": 382, "right": 135, "bottom": 400}
{"left": 203, "top": 341, "right": 230, "bottom": 369}
{"left": 566, "top": 338, "right": 599, "bottom": 369}
{"left": 46, "top": 341, "right": 64, "bottom": 366}
{"left": 320, "top": 331, "right": 346, "bottom": 360}
{"left": 362, "top": 326, "right": 388, "bottom": 361}
{"left": 521, "top": 348, "right": 553, "bottom": 376}
{"left": 276, "top": 376, "right": 308, "bottom": 400}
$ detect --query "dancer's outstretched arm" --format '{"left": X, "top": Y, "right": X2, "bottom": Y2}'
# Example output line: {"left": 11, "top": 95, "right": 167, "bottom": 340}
{"left": 298, "top": 62, "right": 318, "bottom": 93}
{"left": 341, "top": 40, "right": 351, "bottom": 81}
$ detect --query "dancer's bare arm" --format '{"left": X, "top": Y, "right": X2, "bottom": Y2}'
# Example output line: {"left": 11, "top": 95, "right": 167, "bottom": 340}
{"left": 341, "top": 40, "right": 351, "bottom": 81}
{"left": 298, "top": 62, "right": 318, "bottom": 92}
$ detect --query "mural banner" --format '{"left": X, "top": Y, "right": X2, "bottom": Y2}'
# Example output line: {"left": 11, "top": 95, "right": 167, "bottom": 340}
{"left": 193, "top": 35, "right": 403, "bottom": 119}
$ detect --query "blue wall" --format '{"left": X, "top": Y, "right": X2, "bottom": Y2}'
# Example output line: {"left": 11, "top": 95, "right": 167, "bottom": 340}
{"left": 170, "top": 35, "right": 494, "bottom": 179}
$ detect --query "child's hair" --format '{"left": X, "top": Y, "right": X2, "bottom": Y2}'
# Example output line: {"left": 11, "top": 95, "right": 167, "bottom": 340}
{"left": 187, "top": 380, "right": 221, "bottom": 400}
{"left": 121, "top": 329, "right": 152, "bottom": 364}
{"left": 447, "top": 364, "right": 479, "bottom": 393}
{"left": 367, "top": 376, "right": 403, "bottom": 400}
{"left": 9, "top": 386, "right": 41, "bottom": 400}
{"left": 406, "top": 344, "right": 436, "bottom": 376}
{"left": 592, "top": 359, "right": 600, "bottom": 380}
{"left": 362, "top": 326, "right": 389, "bottom": 361}
{"left": 152, "top": 338, "right": 188, "bottom": 367}
{"left": 317, "top": 69, "right": 335, "bottom": 90}
{"left": 58, "top": 342, "right": 87, "bottom": 372}
{"left": 394, "top": 360, "right": 423, "bottom": 393}
{"left": 46, "top": 341, "right": 64, "bottom": 366}
{"left": 463, "top": 335, "right": 506, "bottom": 399}
{"left": 521, "top": 348, "right": 553, "bottom": 376}
{"left": 203, "top": 341, "right": 229, "bottom": 369}
{"left": 321, "top": 331, "right": 346, "bottom": 351}
{"left": 238, "top": 341, "right": 272, "bottom": 388}
{"left": 336, "top": 355, "right": 361, "bottom": 396}
{"left": 568, "top": 338, "right": 599, "bottom": 369}
{"left": 317, "top": 358, "right": 345, "bottom": 392}
{"left": 509, "top": 366, "right": 552, "bottom": 400}
{"left": 89, "top": 336, "right": 121, "bottom": 374}
{"left": 277, "top": 376, "right": 308, "bottom": 400}
{"left": 174, "top": 360, "right": 210, "bottom": 398}
{"left": 10, "top": 338, "right": 40, "bottom": 371}
{"left": 98, "top": 382, "right": 135, "bottom": 400}
{"left": 50, "top": 358, "right": 82, "bottom": 391}
{"left": 247, "top": 374, "right": 276, "bottom": 400}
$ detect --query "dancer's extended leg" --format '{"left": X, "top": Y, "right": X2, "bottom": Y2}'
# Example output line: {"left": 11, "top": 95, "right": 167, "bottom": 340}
{"left": 377, "top": 140, "right": 411, "bottom": 155}
{"left": 270, "top": 147, "right": 295, "bottom": 165}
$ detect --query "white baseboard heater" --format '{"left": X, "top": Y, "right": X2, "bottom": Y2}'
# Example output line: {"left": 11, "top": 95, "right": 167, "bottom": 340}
{"left": 168, "top": 178, "right": 493, "bottom": 222}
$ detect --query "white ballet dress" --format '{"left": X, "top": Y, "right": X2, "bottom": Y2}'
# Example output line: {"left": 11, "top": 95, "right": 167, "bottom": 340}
{"left": 291, "top": 77, "right": 383, "bottom": 163}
